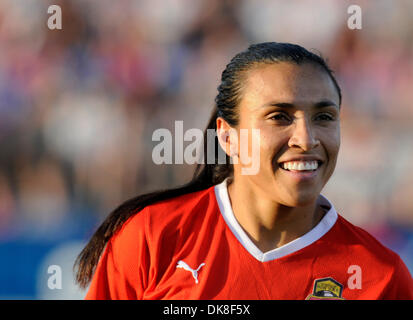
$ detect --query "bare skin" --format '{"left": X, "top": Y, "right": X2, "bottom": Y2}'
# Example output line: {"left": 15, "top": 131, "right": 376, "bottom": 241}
{"left": 217, "top": 62, "right": 341, "bottom": 253}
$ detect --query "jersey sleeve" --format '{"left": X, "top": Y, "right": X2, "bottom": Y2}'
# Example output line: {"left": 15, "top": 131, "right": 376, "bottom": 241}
{"left": 85, "top": 209, "right": 150, "bottom": 300}
{"left": 381, "top": 256, "right": 413, "bottom": 300}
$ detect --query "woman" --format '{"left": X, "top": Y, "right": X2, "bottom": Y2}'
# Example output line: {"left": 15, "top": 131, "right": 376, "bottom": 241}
{"left": 75, "top": 42, "right": 413, "bottom": 300}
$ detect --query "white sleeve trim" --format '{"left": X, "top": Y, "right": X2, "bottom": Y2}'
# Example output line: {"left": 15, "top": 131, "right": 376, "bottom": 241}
{"left": 214, "top": 178, "right": 338, "bottom": 262}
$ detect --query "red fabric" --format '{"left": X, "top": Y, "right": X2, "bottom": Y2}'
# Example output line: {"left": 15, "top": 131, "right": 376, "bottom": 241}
{"left": 86, "top": 186, "right": 413, "bottom": 300}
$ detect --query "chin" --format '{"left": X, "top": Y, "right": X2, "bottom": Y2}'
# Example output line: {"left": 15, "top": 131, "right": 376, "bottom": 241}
{"left": 284, "top": 191, "right": 319, "bottom": 208}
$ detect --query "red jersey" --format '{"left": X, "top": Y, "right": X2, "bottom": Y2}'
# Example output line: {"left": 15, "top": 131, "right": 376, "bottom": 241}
{"left": 86, "top": 179, "right": 413, "bottom": 300}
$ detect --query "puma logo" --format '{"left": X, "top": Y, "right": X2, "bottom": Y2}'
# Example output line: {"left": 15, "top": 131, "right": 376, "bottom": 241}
{"left": 176, "top": 260, "right": 206, "bottom": 284}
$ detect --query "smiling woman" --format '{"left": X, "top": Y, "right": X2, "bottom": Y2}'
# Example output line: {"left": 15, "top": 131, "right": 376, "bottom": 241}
{"left": 217, "top": 61, "right": 342, "bottom": 253}
{"left": 75, "top": 42, "right": 413, "bottom": 300}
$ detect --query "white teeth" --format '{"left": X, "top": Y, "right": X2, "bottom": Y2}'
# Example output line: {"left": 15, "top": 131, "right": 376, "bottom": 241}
{"left": 282, "top": 161, "right": 319, "bottom": 171}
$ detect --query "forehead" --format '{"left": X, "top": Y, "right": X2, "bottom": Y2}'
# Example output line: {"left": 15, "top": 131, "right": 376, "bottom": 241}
{"left": 240, "top": 62, "right": 339, "bottom": 109}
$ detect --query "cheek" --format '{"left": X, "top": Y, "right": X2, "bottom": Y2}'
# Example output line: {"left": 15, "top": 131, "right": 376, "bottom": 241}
{"left": 316, "top": 124, "right": 340, "bottom": 157}
{"left": 257, "top": 129, "right": 288, "bottom": 165}
{"left": 324, "top": 133, "right": 341, "bottom": 173}
{"left": 327, "top": 128, "right": 341, "bottom": 157}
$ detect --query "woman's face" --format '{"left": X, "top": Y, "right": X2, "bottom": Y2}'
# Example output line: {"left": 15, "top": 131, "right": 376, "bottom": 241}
{"left": 234, "top": 62, "right": 341, "bottom": 207}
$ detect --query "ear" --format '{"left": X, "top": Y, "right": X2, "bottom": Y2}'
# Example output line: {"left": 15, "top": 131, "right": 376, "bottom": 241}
{"left": 216, "top": 117, "right": 238, "bottom": 159}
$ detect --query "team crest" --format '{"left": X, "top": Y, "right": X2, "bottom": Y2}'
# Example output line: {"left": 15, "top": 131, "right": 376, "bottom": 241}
{"left": 306, "top": 277, "right": 345, "bottom": 300}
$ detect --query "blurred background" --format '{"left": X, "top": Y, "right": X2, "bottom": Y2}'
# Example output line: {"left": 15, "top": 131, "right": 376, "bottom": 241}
{"left": 0, "top": 0, "right": 412, "bottom": 299}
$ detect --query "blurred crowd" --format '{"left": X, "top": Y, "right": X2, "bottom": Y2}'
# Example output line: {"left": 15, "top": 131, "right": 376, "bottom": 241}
{"left": 0, "top": 0, "right": 413, "bottom": 297}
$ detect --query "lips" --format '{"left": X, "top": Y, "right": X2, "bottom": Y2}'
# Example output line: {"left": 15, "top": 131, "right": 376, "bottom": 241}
{"left": 281, "top": 160, "right": 317, "bottom": 171}
{"left": 278, "top": 156, "right": 324, "bottom": 171}
{"left": 279, "top": 160, "right": 323, "bottom": 172}
{"left": 276, "top": 158, "right": 324, "bottom": 183}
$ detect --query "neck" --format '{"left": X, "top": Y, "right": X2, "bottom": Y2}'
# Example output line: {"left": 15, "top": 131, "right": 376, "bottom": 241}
{"left": 227, "top": 177, "right": 325, "bottom": 253}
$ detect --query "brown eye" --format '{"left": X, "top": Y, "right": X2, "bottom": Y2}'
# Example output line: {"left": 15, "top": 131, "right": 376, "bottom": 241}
{"left": 270, "top": 113, "right": 291, "bottom": 122}
{"left": 314, "top": 113, "right": 334, "bottom": 121}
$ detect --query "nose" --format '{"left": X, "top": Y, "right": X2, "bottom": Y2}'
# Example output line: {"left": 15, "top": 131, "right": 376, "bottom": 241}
{"left": 288, "top": 117, "right": 320, "bottom": 151}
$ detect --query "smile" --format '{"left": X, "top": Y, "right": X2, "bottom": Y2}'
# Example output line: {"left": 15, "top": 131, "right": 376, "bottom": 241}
{"left": 277, "top": 160, "right": 324, "bottom": 182}
{"left": 279, "top": 160, "right": 322, "bottom": 172}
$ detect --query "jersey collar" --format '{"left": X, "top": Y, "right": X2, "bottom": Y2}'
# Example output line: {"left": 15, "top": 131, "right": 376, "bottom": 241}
{"left": 214, "top": 178, "right": 338, "bottom": 262}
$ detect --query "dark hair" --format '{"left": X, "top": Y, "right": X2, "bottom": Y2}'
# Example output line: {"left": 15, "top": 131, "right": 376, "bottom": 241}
{"left": 74, "top": 42, "right": 342, "bottom": 288}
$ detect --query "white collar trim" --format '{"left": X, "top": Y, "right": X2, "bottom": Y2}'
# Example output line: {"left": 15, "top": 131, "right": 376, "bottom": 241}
{"left": 214, "top": 178, "right": 338, "bottom": 262}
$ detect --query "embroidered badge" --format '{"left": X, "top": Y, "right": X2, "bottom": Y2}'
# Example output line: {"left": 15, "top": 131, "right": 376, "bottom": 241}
{"left": 306, "top": 277, "right": 345, "bottom": 300}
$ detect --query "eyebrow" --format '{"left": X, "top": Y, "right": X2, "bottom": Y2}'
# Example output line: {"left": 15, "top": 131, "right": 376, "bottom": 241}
{"left": 263, "top": 99, "right": 339, "bottom": 109}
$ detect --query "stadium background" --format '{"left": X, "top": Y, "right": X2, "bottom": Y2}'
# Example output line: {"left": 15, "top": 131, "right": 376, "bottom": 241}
{"left": 0, "top": 0, "right": 412, "bottom": 299}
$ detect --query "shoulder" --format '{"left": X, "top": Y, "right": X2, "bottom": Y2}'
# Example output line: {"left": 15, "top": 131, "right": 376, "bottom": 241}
{"left": 333, "top": 214, "right": 404, "bottom": 268}
{"left": 110, "top": 185, "right": 216, "bottom": 248}
{"left": 107, "top": 185, "right": 218, "bottom": 272}
{"left": 147, "top": 186, "right": 216, "bottom": 218}
{"left": 326, "top": 215, "right": 413, "bottom": 299}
